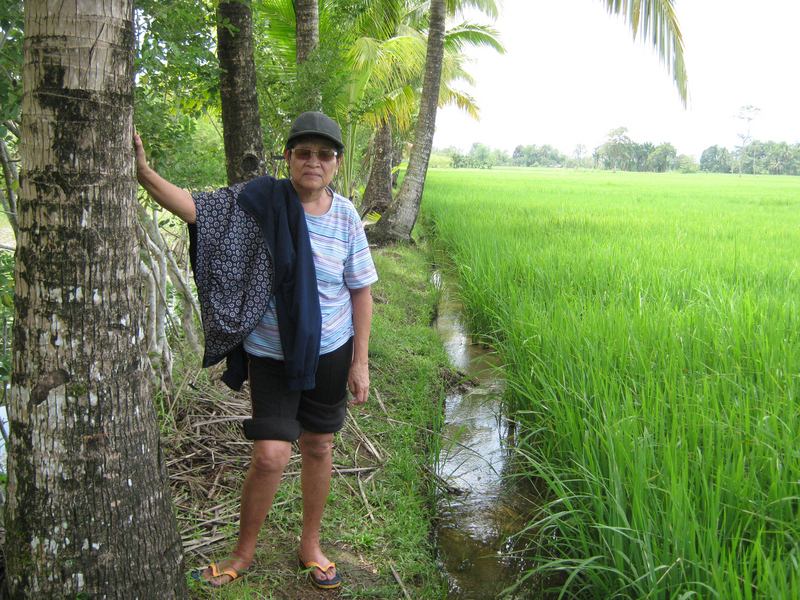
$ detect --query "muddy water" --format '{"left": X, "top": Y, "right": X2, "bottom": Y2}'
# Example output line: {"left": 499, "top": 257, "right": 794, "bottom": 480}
{"left": 434, "top": 283, "right": 541, "bottom": 599}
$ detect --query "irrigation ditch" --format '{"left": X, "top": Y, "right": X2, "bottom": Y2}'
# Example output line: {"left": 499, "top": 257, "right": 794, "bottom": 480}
{"left": 432, "top": 269, "right": 543, "bottom": 599}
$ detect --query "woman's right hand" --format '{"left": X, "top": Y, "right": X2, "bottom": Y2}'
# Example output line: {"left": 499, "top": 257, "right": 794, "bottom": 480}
{"left": 133, "top": 130, "right": 197, "bottom": 224}
{"left": 133, "top": 131, "right": 149, "bottom": 181}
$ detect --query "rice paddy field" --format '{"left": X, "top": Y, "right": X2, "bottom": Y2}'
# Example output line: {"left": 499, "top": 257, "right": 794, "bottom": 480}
{"left": 422, "top": 168, "right": 800, "bottom": 599}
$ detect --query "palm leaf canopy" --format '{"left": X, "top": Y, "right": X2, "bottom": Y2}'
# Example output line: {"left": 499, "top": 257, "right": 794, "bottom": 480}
{"left": 603, "top": 0, "right": 688, "bottom": 104}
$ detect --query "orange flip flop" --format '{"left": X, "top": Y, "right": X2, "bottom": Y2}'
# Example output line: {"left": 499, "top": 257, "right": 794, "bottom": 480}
{"left": 192, "top": 562, "right": 247, "bottom": 587}
{"left": 299, "top": 558, "right": 342, "bottom": 589}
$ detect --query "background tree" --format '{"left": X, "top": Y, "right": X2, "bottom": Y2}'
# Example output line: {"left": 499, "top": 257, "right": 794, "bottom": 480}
{"left": 677, "top": 154, "right": 698, "bottom": 173}
{"left": 294, "top": 0, "right": 323, "bottom": 108}
{"left": 332, "top": 0, "right": 420, "bottom": 201}
{"left": 361, "top": 117, "right": 395, "bottom": 215}
{"left": 602, "top": 126, "right": 631, "bottom": 172}
{"left": 700, "top": 144, "right": 732, "bottom": 173}
{"left": 767, "top": 141, "right": 793, "bottom": 174}
{"left": 467, "top": 141, "right": 492, "bottom": 168}
{"left": 295, "top": 0, "right": 319, "bottom": 64}
{"left": 0, "top": 0, "right": 23, "bottom": 241}
{"left": 334, "top": 0, "right": 499, "bottom": 204}
{"left": 371, "top": 0, "right": 688, "bottom": 243}
{"left": 369, "top": 0, "right": 500, "bottom": 243}
{"left": 218, "top": 0, "right": 267, "bottom": 183}
{"left": 648, "top": 142, "right": 676, "bottom": 172}
{"left": 573, "top": 143, "right": 586, "bottom": 169}
{"left": 735, "top": 104, "right": 759, "bottom": 177}
{"left": 4, "top": 0, "right": 187, "bottom": 597}
{"left": 368, "top": 0, "right": 449, "bottom": 243}
{"left": 631, "top": 141, "right": 653, "bottom": 172}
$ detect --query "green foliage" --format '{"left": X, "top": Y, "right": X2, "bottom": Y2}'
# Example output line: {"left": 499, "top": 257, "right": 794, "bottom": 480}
{"left": 0, "top": 250, "right": 13, "bottom": 393}
{"left": 700, "top": 144, "right": 733, "bottom": 173}
{"left": 134, "top": 1, "right": 229, "bottom": 192}
{"left": 677, "top": 153, "right": 698, "bottom": 173}
{"left": 0, "top": 0, "right": 23, "bottom": 128}
{"left": 135, "top": 99, "right": 226, "bottom": 190}
{"left": 424, "top": 169, "right": 800, "bottom": 599}
{"left": 512, "top": 143, "right": 567, "bottom": 168}
{"left": 252, "top": 9, "right": 352, "bottom": 151}
{"left": 135, "top": 0, "right": 220, "bottom": 117}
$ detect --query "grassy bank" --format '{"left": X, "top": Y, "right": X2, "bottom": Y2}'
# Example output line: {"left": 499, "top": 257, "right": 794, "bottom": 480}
{"left": 423, "top": 169, "right": 800, "bottom": 599}
{"left": 164, "top": 244, "right": 450, "bottom": 599}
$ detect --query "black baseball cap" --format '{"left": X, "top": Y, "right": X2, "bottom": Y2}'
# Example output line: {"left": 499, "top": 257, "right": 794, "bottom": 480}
{"left": 286, "top": 111, "right": 344, "bottom": 151}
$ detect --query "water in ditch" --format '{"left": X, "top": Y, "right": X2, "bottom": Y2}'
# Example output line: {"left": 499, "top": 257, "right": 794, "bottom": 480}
{"left": 433, "top": 277, "right": 543, "bottom": 599}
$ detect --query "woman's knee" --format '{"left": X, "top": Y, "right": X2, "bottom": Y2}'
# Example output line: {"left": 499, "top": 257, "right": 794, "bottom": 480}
{"left": 249, "top": 440, "right": 292, "bottom": 475}
{"left": 298, "top": 431, "right": 334, "bottom": 460}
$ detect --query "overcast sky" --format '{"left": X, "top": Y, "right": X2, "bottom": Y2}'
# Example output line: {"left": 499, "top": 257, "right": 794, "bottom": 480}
{"left": 432, "top": 0, "right": 800, "bottom": 159}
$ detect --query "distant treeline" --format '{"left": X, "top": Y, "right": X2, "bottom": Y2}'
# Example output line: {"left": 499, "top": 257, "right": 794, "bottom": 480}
{"left": 433, "top": 138, "right": 800, "bottom": 175}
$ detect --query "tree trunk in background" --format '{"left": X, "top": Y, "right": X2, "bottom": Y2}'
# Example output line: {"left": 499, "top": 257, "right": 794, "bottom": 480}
{"left": 368, "top": 0, "right": 446, "bottom": 244}
{"left": 392, "top": 140, "right": 403, "bottom": 189}
{"left": 218, "top": 0, "right": 267, "bottom": 184}
{"left": 361, "top": 118, "right": 393, "bottom": 216}
{"left": 294, "top": 0, "right": 322, "bottom": 109}
{"left": 0, "top": 138, "right": 19, "bottom": 239}
{"left": 3, "top": 1, "right": 188, "bottom": 598}
{"left": 294, "top": 0, "right": 319, "bottom": 64}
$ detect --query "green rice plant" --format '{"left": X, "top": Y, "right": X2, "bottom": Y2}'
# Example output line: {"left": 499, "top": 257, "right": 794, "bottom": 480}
{"left": 423, "top": 168, "right": 800, "bottom": 599}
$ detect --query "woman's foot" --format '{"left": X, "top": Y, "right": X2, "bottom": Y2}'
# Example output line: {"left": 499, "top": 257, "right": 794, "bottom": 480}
{"left": 299, "top": 546, "right": 339, "bottom": 586}
{"left": 196, "top": 554, "right": 251, "bottom": 586}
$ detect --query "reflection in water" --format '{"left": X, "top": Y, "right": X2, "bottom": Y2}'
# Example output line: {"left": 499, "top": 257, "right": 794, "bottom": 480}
{"left": 434, "top": 282, "right": 541, "bottom": 599}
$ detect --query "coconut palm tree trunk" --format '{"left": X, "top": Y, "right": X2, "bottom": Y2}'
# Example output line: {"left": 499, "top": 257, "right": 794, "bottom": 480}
{"left": 4, "top": 1, "right": 187, "bottom": 597}
{"left": 294, "top": 0, "right": 323, "bottom": 108}
{"left": 368, "top": 0, "right": 446, "bottom": 244}
{"left": 361, "top": 117, "right": 393, "bottom": 216}
{"left": 295, "top": 0, "right": 319, "bottom": 64}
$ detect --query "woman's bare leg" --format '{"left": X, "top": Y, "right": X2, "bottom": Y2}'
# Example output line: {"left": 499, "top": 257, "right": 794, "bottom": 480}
{"left": 297, "top": 430, "right": 337, "bottom": 582}
{"left": 201, "top": 439, "right": 292, "bottom": 585}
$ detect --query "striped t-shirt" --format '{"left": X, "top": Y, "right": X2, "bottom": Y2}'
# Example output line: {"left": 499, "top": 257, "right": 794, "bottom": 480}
{"left": 243, "top": 190, "right": 378, "bottom": 358}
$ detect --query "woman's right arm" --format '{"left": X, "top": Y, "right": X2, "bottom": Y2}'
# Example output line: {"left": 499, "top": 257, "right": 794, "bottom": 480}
{"left": 134, "top": 132, "right": 197, "bottom": 224}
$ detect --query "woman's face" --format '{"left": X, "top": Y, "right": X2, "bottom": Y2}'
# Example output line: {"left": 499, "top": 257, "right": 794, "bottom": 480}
{"left": 285, "top": 136, "right": 341, "bottom": 196}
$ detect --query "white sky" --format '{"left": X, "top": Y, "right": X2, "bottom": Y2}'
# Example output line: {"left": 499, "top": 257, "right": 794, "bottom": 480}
{"left": 433, "top": 0, "right": 800, "bottom": 159}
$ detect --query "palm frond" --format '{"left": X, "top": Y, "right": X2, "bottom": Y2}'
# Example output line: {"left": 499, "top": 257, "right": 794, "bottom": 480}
{"left": 444, "top": 21, "right": 505, "bottom": 54}
{"left": 445, "top": 0, "right": 500, "bottom": 20}
{"left": 601, "top": 0, "right": 688, "bottom": 105}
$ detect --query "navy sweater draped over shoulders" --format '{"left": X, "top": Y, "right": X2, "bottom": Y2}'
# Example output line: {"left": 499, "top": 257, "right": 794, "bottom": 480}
{"left": 189, "top": 176, "right": 321, "bottom": 391}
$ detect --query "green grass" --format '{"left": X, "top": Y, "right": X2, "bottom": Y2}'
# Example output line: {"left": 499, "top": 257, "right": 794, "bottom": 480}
{"left": 422, "top": 168, "right": 800, "bottom": 599}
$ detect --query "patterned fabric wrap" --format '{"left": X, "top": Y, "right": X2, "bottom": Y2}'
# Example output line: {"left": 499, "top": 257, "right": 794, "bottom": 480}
{"left": 192, "top": 182, "right": 275, "bottom": 367}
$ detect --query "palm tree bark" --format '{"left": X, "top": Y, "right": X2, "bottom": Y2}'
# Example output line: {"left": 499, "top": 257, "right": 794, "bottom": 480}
{"left": 4, "top": 1, "right": 187, "bottom": 597}
{"left": 361, "top": 118, "right": 393, "bottom": 216}
{"left": 368, "top": 0, "right": 446, "bottom": 244}
{"left": 218, "top": 0, "right": 267, "bottom": 184}
{"left": 392, "top": 140, "right": 403, "bottom": 188}
{"left": 294, "top": 0, "right": 322, "bottom": 109}
{"left": 294, "top": 0, "right": 319, "bottom": 64}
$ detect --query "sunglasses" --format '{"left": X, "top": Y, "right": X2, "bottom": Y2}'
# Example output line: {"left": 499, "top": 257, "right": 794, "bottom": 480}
{"left": 291, "top": 147, "right": 339, "bottom": 162}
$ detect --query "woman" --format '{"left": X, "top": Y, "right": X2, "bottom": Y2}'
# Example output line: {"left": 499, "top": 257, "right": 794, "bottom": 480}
{"left": 135, "top": 111, "right": 377, "bottom": 589}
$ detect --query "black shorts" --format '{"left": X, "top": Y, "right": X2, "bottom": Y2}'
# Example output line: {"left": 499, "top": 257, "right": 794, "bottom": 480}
{"left": 242, "top": 337, "right": 353, "bottom": 442}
